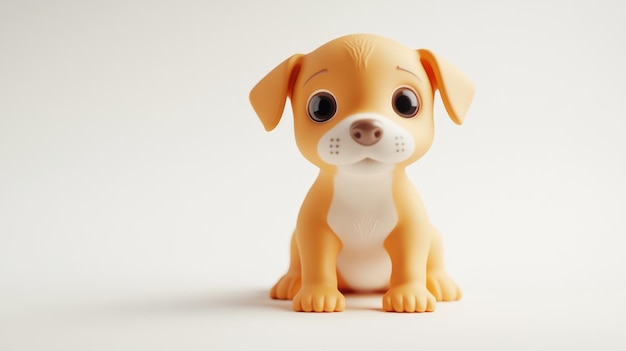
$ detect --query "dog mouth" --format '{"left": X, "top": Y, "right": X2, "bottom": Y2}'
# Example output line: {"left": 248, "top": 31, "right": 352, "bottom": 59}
{"left": 358, "top": 157, "right": 382, "bottom": 165}
{"left": 339, "top": 157, "right": 394, "bottom": 175}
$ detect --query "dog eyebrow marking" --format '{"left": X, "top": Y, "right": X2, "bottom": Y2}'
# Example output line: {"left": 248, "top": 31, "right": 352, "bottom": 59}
{"left": 397, "top": 66, "right": 423, "bottom": 82}
{"left": 303, "top": 69, "right": 328, "bottom": 87}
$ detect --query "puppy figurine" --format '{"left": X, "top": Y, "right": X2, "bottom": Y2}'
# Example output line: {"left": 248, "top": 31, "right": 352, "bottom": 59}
{"left": 250, "top": 34, "right": 474, "bottom": 312}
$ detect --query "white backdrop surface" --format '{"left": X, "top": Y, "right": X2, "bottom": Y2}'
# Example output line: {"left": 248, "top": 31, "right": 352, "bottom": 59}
{"left": 1, "top": 0, "right": 625, "bottom": 350}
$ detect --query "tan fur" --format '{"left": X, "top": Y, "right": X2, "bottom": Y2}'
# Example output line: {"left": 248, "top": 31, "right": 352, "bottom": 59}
{"left": 250, "top": 34, "right": 474, "bottom": 312}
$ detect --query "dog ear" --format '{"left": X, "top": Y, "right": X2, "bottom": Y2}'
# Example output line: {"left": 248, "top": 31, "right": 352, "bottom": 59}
{"left": 249, "top": 54, "right": 304, "bottom": 131}
{"left": 418, "top": 49, "right": 475, "bottom": 125}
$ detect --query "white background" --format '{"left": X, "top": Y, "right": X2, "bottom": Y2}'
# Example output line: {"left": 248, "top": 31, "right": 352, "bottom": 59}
{"left": 1, "top": 0, "right": 625, "bottom": 350}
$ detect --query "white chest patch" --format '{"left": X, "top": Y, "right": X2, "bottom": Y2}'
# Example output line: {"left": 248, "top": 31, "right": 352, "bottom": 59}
{"left": 327, "top": 165, "right": 397, "bottom": 291}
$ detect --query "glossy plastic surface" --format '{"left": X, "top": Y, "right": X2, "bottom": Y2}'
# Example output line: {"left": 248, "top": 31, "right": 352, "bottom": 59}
{"left": 250, "top": 34, "right": 474, "bottom": 312}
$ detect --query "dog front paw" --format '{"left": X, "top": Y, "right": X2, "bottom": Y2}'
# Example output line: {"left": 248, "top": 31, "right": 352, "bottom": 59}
{"left": 383, "top": 283, "right": 436, "bottom": 312}
{"left": 427, "top": 271, "right": 462, "bottom": 301}
{"left": 270, "top": 274, "right": 301, "bottom": 300}
{"left": 292, "top": 286, "right": 345, "bottom": 312}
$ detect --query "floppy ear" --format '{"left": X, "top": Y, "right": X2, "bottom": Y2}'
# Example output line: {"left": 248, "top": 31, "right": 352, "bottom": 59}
{"left": 418, "top": 49, "right": 475, "bottom": 125}
{"left": 249, "top": 54, "right": 304, "bottom": 131}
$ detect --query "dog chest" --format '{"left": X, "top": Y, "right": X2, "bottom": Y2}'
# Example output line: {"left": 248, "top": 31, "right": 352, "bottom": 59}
{"left": 327, "top": 171, "right": 397, "bottom": 291}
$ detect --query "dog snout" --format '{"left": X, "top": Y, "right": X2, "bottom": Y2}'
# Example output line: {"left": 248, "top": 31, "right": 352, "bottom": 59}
{"left": 350, "top": 119, "right": 383, "bottom": 146}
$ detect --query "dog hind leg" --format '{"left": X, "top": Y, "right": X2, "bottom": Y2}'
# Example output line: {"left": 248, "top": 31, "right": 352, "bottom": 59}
{"left": 270, "top": 231, "right": 302, "bottom": 300}
{"left": 426, "top": 226, "right": 462, "bottom": 301}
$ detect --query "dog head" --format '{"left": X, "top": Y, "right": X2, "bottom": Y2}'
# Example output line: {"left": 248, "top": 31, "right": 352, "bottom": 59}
{"left": 250, "top": 34, "right": 474, "bottom": 174}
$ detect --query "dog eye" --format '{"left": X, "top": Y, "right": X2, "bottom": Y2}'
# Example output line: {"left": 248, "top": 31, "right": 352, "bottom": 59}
{"left": 392, "top": 87, "right": 420, "bottom": 118}
{"left": 307, "top": 91, "right": 337, "bottom": 123}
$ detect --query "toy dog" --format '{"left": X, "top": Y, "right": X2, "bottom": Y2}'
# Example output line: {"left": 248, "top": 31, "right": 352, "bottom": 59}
{"left": 250, "top": 34, "right": 474, "bottom": 312}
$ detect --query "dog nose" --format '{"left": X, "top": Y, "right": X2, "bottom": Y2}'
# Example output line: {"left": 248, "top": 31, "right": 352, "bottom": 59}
{"left": 350, "top": 119, "right": 383, "bottom": 146}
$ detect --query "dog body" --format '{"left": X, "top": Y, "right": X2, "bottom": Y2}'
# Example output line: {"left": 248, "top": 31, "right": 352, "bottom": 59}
{"left": 250, "top": 34, "right": 474, "bottom": 312}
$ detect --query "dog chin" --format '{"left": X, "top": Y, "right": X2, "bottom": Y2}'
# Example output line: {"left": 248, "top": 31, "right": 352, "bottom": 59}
{"left": 336, "top": 158, "right": 395, "bottom": 175}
